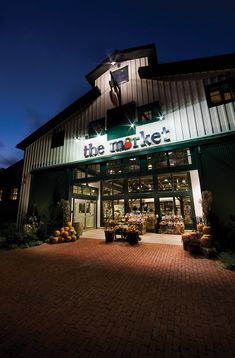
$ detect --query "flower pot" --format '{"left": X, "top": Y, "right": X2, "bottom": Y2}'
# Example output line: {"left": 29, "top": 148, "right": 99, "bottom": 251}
{"left": 127, "top": 231, "right": 139, "bottom": 245}
{"left": 188, "top": 242, "right": 201, "bottom": 255}
{"left": 105, "top": 231, "right": 114, "bottom": 243}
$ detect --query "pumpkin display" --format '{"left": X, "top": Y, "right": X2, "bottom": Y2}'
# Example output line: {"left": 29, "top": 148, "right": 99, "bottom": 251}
{"left": 50, "top": 222, "right": 79, "bottom": 244}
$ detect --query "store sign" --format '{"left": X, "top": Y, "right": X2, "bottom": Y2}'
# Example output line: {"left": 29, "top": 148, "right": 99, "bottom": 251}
{"left": 83, "top": 127, "right": 170, "bottom": 158}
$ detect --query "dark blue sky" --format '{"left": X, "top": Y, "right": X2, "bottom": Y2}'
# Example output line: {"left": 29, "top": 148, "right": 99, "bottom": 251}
{"left": 0, "top": 0, "right": 234, "bottom": 168}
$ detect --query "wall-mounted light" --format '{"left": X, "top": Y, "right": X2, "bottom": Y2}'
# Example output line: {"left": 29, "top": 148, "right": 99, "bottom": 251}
{"left": 73, "top": 136, "right": 80, "bottom": 143}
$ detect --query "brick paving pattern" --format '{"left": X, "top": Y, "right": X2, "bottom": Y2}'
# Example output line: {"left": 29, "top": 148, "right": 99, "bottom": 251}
{"left": 0, "top": 237, "right": 235, "bottom": 357}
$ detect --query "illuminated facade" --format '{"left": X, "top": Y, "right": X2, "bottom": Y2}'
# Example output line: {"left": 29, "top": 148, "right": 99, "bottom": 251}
{"left": 16, "top": 44, "right": 235, "bottom": 232}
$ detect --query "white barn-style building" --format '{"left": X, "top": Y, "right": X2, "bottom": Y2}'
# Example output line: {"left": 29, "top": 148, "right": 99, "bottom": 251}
{"left": 16, "top": 44, "right": 235, "bottom": 234}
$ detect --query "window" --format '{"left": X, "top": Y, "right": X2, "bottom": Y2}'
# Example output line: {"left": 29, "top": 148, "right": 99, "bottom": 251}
{"left": 157, "top": 172, "right": 191, "bottom": 192}
{"left": 51, "top": 128, "right": 64, "bottom": 148}
{"left": 102, "top": 179, "right": 125, "bottom": 196}
{"left": 0, "top": 189, "right": 3, "bottom": 201}
{"left": 138, "top": 101, "right": 162, "bottom": 123}
{"left": 123, "top": 157, "right": 140, "bottom": 172}
{"left": 73, "top": 185, "right": 98, "bottom": 197}
{"left": 147, "top": 152, "right": 168, "bottom": 169}
{"left": 106, "top": 160, "right": 122, "bottom": 175}
{"left": 111, "top": 66, "right": 129, "bottom": 85}
{"left": 169, "top": 149, "right": 192, "bottom": 167}
{"left": 10, "top": 188, "right": 18, "bottom": 200}
{"left": 128, "top": 176, "right": 153, "bottom": 193}
{"left": 88, "top": 118, "right": 105, "bottom": 138}
{"left": 147, "top": 148, "right": 191, "bottom": 170}
{"left": 205, "top": 77, "right": 235, "bottom": 107}
{"left": 73, "top": 164, "right": 100, "bottom": 180}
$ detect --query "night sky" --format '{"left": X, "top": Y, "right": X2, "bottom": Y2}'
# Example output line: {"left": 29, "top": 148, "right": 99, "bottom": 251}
{"left": 0, "top": 0, "right": 234, "bottom": 168}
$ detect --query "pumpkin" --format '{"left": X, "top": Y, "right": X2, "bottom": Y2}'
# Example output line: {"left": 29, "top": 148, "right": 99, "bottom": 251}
{"left": 62, "top": 231, "right": 69, "bottom": 238}
{"left": 65, "top": 236, "right": 72, "bottom": 242}
{"left": 71, "top": 235, "right": 77, "bottom": 242}
{"left": 50, "top": 236, "right": 59, "bottom": 244}
{"left": 69, "top": 229, "right": 75, "bottom": 235}
{"left": 200, "top": 234, "right": 212, "bottom": 248}
{"left": 58, "top": 236, "right": 65, "bottom": 243}
{"left": 64, "top": 226, "right": 70, "bottom": 232}
{"left": 66, "top": 221, "right": 72, "bottom": 227}
{"left": 53, "top": 230, "right": 60, "bottom": 237}
{"left": 203, "top": 226, "right": 211, "bottom": 234}
{"left": 197, "top": 224, "right": 204, "bottom": 232}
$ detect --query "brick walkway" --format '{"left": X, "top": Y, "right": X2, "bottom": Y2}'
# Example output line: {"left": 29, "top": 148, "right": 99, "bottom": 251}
{"left": 0, "top": 238, "right": 235, "bottom": 358}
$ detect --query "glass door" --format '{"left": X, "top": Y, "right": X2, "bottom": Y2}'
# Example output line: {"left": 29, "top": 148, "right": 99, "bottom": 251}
{"left": 73, "top": 199, "right": 96, "bottom": 230}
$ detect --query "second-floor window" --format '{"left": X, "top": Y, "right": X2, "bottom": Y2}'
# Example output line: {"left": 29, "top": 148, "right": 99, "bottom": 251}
{"left": 138, "top": 101, "right": 162, "bottom": 123}
{"left": 88, "top": 118, "right": 105, "bottom": 138}
{"left": 10, "top": 188, "right": 18, "bottom": 200}
{"left": 51, "top": 128, "right": 64, "bottom": 148}
{"left": 205, "top": 77, "right": 235, "bottom": 107}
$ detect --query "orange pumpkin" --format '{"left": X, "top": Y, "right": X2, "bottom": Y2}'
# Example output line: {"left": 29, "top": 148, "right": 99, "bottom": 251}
{"left": 62, "top": 231, "right": 69, "bottom": 238}
{"left": 58, "top": 236, "right": 65, "bottom": 243}
{"left": 203, "top": 226, "right": 211, "bottom": 234}
{"left": 66, "top": 221, "right": 72, "bottom": 227}
{"left": 71, "top": 235, "right": 77, "bottom": 242}
{"left": 50, "top": 236, "right": 59, "bottom": 244}
{"left": 65, "top": 236, "right": 72, "bottom": 242}
{"left": 53, "top": 230, "right": 60, "bottom": 237}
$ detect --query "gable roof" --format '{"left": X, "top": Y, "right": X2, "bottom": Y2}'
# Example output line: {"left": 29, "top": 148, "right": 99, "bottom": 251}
{"left": 138, "top": 52, "right": 235, "bottom": 79}
{"left": 86, "top": 43, "right": 158, "bottom": 86}
{"left": 17, "top": 86, "right": 101, "bottom": 150}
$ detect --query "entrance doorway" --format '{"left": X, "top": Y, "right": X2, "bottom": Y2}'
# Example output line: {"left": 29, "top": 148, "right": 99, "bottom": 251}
{"left": 73, "top": 199, "right": 96, "bottom": 230}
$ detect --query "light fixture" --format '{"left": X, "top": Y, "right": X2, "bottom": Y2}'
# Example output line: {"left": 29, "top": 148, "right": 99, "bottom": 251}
{"left": 73, "top": 136, "right": 80, "bottom": 143}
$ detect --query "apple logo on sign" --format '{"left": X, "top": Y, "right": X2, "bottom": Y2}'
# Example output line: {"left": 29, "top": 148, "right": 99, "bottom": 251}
{"left": 123, "top": 138, "right": 132, "bottom": 150}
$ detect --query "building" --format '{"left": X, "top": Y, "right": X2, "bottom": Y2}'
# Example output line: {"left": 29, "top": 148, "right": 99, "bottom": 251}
{"left": 16, "top": 44, "right": 235, "bottom": 233}
{"left": 0, "top": 159, "right": 23, "bottom": 223}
